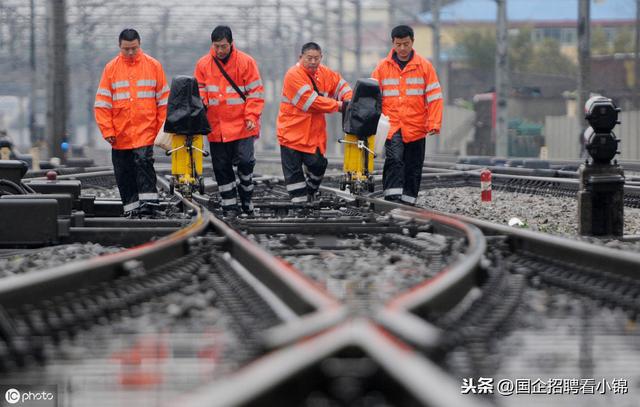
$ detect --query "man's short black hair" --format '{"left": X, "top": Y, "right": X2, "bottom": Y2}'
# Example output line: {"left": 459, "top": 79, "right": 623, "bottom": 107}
{"left": 301, "top": 42, "right": 322, "bottom": 54}
{"left": 119, "top": 28, "right": 140, "bottom": 44}
{"left": 391, "top": 25, "right": 414, "bottom": 41}
{"left": 211, "top": 25, "right": 233, "bottom": 43}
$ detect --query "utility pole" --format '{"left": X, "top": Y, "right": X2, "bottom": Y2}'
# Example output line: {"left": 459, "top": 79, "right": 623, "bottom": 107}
{"left": 29, "top": 0, "right": 37, "bottom": 145}
{"left": 354, "top": 0, "right": 362, "bottom": 79}
{"left": 338, "top": 0, "right": 344, "bottom": 73}
{"left": 323, "top": 1, "right": 329, "bottom": 66}
{"left": 431, "top": 0, "right": 441, "bottom": 75}
{"left": 323, "top": 0, "right": 337, "bottom": 153}
{"left": 160, "top": 8, "right": 170, "bottom": 64}
{"left": 78, "top": 4, "right": 97, "bottom": 148}
{"left": 577, "top": 0, "right": 591, "bottom": 119}
{"left": 275, "top": 0, "right": 283, "bottom": 111}
{"left": 388, "top": 0, "right": 396, "bottom": 28}
{"left": 255, "top": 1, "right": 262, "bottom": 60}
{"left": 8, "top": 9, "right": 17, "bottom": 67}
{"left": 0, "top": 7, "right": 4, "bottom": 49}
{"left": 304, "top": 0, "right": 315, "bottom": 46}
{"left": 431, "top": 0, "right": 442, "bottom": 153}
{"left": 46, "top": 0, "right": 68, "bottom": 161}
{"left": 495, "top": 0, "right": 509, "bottom": 157}
{"left": 635, "top": 0, "right": 639, "bottom": 109}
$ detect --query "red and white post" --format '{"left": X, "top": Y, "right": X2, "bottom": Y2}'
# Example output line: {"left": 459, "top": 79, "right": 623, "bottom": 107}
{"left": 480, "top": 168, "right": 492, "bottom": 202}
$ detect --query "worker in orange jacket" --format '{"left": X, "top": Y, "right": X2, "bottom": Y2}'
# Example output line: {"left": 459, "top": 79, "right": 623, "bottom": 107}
{"left": 95, "top": 28, "right": 169, "bottom": 217}
{"left": 372, "top": 25, "right": 443, "bottom": 205}
{"left": 194, "top": 25, "right": 264, "bottom": 215}
{"left": 277, "top": 42, "right": 352, "bottom": 203}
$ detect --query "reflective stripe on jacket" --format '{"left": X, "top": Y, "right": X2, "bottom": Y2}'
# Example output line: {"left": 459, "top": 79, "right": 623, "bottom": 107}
{"left": 194, "top": 47, "right": 265, "bottom": 143}
{"left": 94, "top": 51, "right": 169, "bottom": 150}
{"left": 277, "top": 63, "right": 352, "bottom": 155}
{"left": 371, "top": 49, "right": 443, "bottom": 143}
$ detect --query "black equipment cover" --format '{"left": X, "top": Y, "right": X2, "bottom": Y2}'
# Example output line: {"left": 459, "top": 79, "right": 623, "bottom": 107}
{"left": 164, "top": 75, "right": 211, "bottom": 136}
{"left": 342, "top": 78, "right": 382, "bottom": 139}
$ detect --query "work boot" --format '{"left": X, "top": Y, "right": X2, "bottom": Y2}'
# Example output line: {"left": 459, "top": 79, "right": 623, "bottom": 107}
{"left": 139, "top": 202, "right": 160, "bottom": 217}
{"left": 222, "top": 206, "right": 240, "bottom": 219}
{"left": 124, "top": 208, "right": 140, "bottom": 218}
{"left": 241, "top": 201, "right": 255, "bottom": 217}
{"left": 307, "top": 191, "right": 318, "bottom": 203}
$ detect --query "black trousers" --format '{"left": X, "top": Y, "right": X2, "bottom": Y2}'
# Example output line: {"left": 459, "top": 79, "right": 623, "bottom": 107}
{"left": 112, "top": 146, "right": 158, "bottom": 213}
{"left": 280, "top": 145, "right": 327, "bottom": 203}
{"left": 382, "top": 131, "right": 426, "bottom": 205}
{"left": 210, "top": 136, "right": 255, "bottom": 210}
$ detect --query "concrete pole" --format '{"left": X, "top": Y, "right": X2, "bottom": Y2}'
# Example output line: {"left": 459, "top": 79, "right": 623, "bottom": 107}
{"left": 495, "top": 0, "right": 509, "bottom": 157}
{"left": 432, "top": 0, "right": 442, "bottom": 153}
{"left": 46, "top": 0, "right": 68, "bottom": 161}
{"left": 338, "top": 0, "right": 344, "bottom": 73}
{"left": 29, "top": 0, "right": 38, "bottom": 145}
{"left": 354, "top": 0, "right": 362, "bottom": 79}
{"left": 388, "top": 0, "right": 396, "bottom": 29}
{"left": 635, "top": 0, "right": 640, "bottom": 109}
{"left": 432, "top": 0, "right": 441, "bottom": 75}
{"left": 160, "top": 8, "right": 170, "bottom": 64}
{"left": 255, "top": 1, "right": 262, "bottom": 60}
{"left": 323, "top": 1, "right": 329, "bottom": 66}
{"left": 577, "top": 0, "right": 591, "bottom": 120}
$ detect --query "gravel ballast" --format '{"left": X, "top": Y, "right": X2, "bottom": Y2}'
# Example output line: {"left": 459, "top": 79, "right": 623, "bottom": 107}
{"left": 417, "top": 187, "right": 640, "bottom": 251}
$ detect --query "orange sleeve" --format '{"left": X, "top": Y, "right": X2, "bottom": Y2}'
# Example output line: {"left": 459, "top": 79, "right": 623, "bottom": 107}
{"left": 155, "top": 63, "right": 169, "bottom": 135}
{"left": 424, "top": 63, "right": 443, "bottom": 133}
{"left": 284, "top": 70, "right": 339, "bottom": 114}
{"left": 328, "top": 70, "right": 352, "bottom": 102}
{"left": 243, "top": 57, "right": 264, "bottom": 124}
{"left": 94, "top": 66, "right": 115, "bottom": 139}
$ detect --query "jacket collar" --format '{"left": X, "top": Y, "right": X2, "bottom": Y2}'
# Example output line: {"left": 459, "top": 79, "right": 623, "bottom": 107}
{"left": 296, "top": 62, "right": 323, "bottom": 78}
{"left": 120, "top": 49, "right": 144, "bottom": 65}
{"left": 384, "top": 48, "right": 417, "bottom": 69}
{"left": 211, "top": 45, "right": 237, "bottom": 65}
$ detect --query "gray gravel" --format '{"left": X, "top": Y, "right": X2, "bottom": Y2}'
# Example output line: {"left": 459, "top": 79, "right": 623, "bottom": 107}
{"left": 445, "top": 288, "right": 640, "bottom": 407}
{"left": 0, "top": 243, "right": 122, "bottom": 277}
{"left": 82, "top": 186, "right": 120, "bottom": 199}
{"left": 417, "top": 187, "right": 640, "bottom": 251}
{"left": 251, "top": 231, "right": 463, "bottom": 309}
{"left": 3, "top": 273, "right": 241, "bottom": 407}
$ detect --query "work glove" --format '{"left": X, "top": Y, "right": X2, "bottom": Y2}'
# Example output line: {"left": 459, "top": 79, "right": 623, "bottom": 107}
{"left": 341, "top": 100, "right": 350, "bottom": 116}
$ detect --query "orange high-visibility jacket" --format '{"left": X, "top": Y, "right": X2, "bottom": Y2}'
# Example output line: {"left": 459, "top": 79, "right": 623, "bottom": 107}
{"left": 94, "top": 51, "right": 169, "bottom": 150}
{"left": 194, "top": 47, "right": 264, "bottom": 143}
{"left": 371, "top": 49, "right": 443, "bottom": 143}
{"left": 277, "top": 63, "right": 352, "bottom": 155}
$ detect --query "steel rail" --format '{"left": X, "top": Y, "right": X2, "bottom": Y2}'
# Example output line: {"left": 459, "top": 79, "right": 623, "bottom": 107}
{"left": 444, "top": 211, "right": 640, "bottom": 278}
{"left": 0, "top": 175, "right": 353, "bottom": 374}
{"left": 0, "top": 188, "right": 208, "bottom": 309}
{"left": 190, "top": 191, "right": 346, "bottom": 349}
{"left": 309, "top": 186, "right": 487, "bottom": 350}
{"left": 179, "top": 319, "right": 490, "bottom": 407}
{"left": 366, "top": 196, "right": 640, "bottom": 352}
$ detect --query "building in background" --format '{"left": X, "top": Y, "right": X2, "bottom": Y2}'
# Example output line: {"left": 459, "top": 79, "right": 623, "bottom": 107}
{"left": 417, "top": 0, "right": 634, "bottom": 63}
{"left": 416, "top": 0, "right": 636, "bottom": 158}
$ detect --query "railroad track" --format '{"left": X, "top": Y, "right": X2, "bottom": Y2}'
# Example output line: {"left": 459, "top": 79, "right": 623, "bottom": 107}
{"left": 1, "top": 164, "right": 639, "bottom": 406}
{"left": 0, "top": 169, "right": 484, "bottom": 406}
